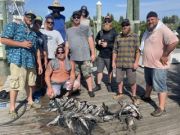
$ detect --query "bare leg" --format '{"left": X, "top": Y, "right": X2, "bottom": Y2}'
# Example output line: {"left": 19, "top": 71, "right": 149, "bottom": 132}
{"left": 97, "top": 72, "right": 103, "bottom": 84}
{"left": 108, "top": 72, "right": 112, "bottom": 84}
{"left": 118, "top": 81, "right": 123, "bottom": 94}
{"left": 77, "top": 74, "right": 81, "bottom": 89}
{"left": 131, "top": 83, "right": 137, "bottom": 96}
{"left": 9, "top": 90, "right": 18, "bottom": 112}
{"left": 86, "top": 75, "right": 93, "bottom": 92}
{"left": 27, "top": 86, "right": 35, "bottom": 104}
{"left": 158, "top": 92, "right": 167, "bottom": 110}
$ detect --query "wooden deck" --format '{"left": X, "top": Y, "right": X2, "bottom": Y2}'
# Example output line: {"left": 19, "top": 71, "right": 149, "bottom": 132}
{"left": 0, "top": 63, "right": 180, "bottom": 135}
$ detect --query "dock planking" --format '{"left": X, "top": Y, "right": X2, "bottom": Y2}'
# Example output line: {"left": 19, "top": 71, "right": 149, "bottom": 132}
{"left": 0, "top": 64, "right": 180, "bottom": 135}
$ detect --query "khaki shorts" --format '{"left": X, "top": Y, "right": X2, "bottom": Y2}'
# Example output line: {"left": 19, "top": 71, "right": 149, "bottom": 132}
{"left": 9, "top": 63, "right": 36, "bottom": 91}
{"left": 116, "top": 68, "right": 136, "bottom": 85}
{"left": 75, "top": 61, "right": 92, "bottom": 79}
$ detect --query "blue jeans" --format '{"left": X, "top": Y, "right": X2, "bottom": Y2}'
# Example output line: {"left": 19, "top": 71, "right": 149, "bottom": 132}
{"left": 144, "top": 67, "right": 168, "bottom": 92}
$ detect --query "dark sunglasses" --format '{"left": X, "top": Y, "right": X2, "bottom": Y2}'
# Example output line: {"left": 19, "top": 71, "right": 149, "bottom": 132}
{"left": 46, "top": 21, "right": 54, "bottom": 24}
{"left": 73, "top": 16, "right": 80, "bottom": 19}
{"left": 104, "top": 19, "right": 112, "bottom": 23}
{"left": 57, "top": 51, "right": 65, "bottom": 54}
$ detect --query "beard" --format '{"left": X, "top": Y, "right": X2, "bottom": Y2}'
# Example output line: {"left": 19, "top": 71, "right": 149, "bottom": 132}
{"left": 148, "top": 24, "right": 157, "bottom": 32}
{"left": 103, "top": 23, "right": 112, "bottom": 31}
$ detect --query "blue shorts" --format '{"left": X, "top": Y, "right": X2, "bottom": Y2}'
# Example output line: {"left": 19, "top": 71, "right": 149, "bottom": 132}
{"left": 144, "top": 67, "right": 168, "bottom": 92}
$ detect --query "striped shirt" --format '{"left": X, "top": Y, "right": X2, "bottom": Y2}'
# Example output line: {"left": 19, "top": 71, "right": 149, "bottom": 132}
{"left": 113, "top": 32, "right": 139, "bottom": 68}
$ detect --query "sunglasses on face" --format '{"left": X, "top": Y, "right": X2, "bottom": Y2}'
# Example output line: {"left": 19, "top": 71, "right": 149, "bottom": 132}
{"left": 104, "top": 19, "right": 112, "bottom": 23}
{"left": 46, "top": 21, "right": 54, "bottom": 24}
{"left": 73, "top": 16, "right": 80, "bottom": 19}
{"left": 57, "top": 51, "right": 65, "bottom": 54}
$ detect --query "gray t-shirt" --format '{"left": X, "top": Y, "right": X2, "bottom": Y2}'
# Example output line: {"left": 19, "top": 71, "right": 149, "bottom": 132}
{"left": 66, "top": 25, "right": 93, "bottom": 61}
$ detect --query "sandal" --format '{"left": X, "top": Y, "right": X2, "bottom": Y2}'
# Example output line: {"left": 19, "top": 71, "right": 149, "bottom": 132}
{"left": 113, "top": 93, "right": 123, "bottom": 99}
{"left": 9, "top": 110, "right": 18, "bottom": 120}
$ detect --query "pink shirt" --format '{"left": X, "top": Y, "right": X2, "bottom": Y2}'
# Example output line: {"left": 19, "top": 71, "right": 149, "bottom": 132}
{"left": 142, "top": 22, "right": 179, "bottom": 69}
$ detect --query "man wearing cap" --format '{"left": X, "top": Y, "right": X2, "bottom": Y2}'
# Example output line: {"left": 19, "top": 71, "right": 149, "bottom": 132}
{"left": 66, "top": 11, "right": 96, "bottom": 97}
{"left": 79, "top": 5, "right": 90, "bottom": 26}
{"left": 112, "top": 19, "right": 140, "bottom": 105}
{"left": 47, "top": 0, "right": 66, "bottom": 41}
{"left": 94, "top": 15, "right": 117, "bottom": 92}
{"left": 139, "top": 11, "right": 179, "bottom": 117}
{"left": 32, "top": 16, "right": 48, "bottom": 100}
{"left": 1, "top": 11, "right": 42, "bottom": 118}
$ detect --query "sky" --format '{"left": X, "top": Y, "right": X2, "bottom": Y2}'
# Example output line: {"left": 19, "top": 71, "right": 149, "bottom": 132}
{"left": 24, "top": 0, "right": 180, "bottom": 21}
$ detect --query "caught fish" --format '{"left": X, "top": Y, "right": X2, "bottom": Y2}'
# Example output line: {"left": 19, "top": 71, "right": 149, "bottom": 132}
{"left": 47, "top": 115, "right": 61, "bottom": 126}
{"left": 83, "top": 105, "right": 94, "bottom": 114}
{"left": 103, "top": 115, "right": 114, "bottom": 122}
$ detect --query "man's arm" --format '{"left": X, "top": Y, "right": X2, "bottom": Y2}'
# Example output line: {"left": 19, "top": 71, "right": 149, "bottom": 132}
{"left": 65, "top": 41, "right": 70, "bottom": 58}
{"left": 45, "top": 62, "right": 54, "bottom": 98}
{"left": 36, "top": 49, "right": 43, "bottom": 75}
{"left": 112, "top": 52, "right": 117, "bottom": 69}
{"left": 160, "top": 41, "right": 179, "bottom": 65}
{"left": 134, "top": 49, "right": 141, "bottom": 69}
{"left": 88, "top": 36, "right": 96, "bottom": 62}
{"left": 69, "top": 60, "right": 75, "bottom": 82}
{"left": 1, "top": 38, "right": 32, "bottom": 49}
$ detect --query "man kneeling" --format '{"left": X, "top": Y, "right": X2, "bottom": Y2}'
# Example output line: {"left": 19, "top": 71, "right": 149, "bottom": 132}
{"left": 45, "top": 46, "right": 79, "bottom": 98}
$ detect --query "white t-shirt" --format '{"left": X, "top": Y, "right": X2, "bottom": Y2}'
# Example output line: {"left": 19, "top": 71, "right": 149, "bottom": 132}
{"left": 40, "top": 29, "right": 64, "bottom": 59}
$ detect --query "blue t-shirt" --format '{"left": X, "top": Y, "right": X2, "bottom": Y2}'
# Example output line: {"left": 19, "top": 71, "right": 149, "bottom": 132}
{"left": 1, "top": 22, "right": 37, "bottom": 68}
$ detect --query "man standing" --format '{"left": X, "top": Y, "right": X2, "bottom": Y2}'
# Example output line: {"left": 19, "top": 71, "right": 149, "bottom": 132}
{"left": 40, "top": 16, "right": 64, "bottom": 60}
{"left": 112, "top": 19, "right": 140, "bottom": 104}
{"left": 1, "top": 11, "right": 41, "bottom": 118}
{"left": 94, "top": 15, "right": 117, "bottom": 92}
{"left": 32, "top": 16, "right": 48, "bottom": 101}
{"left": 66, "top": 11, "right": 96, "bottom": 97}
{"left": 140, "top": 11, "right": 179, "bottom": 117}
{"left": 47, "top": 0, "right": 66, "bottom": 41}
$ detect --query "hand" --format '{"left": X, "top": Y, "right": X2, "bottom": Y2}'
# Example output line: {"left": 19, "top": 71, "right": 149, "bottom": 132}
{"left": 98, "top": 40, "right": 102, "bottom": 45}
{"left": 101, "top": 41, "right": 107, "bottom": 48}
{"left": 133, "top": 62, "right": 139, "bottom": 70}
{"left": 47, "top": 87, "right": 54, "bottom": 98}
{"left": 160, "top": 56, "right": 168, "bottom": 65}
{"left": 38, "top": 66, "right": 43, "bottom": 75}
{"left": 21, "top": 41, "right": 32, "bottom": 49}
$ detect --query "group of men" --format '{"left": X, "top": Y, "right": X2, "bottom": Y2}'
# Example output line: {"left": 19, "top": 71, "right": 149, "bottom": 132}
{"left": 0, "top": 0, "right": 179, "bottom": 120}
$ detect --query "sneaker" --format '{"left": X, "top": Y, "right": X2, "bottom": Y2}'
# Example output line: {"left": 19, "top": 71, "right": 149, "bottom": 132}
{"left": 27, "top": 102, "right": 41, "bottom": 109}
{"left": 131, "top": 96, "right": 140, "bottom": 105}
{"left": 88, "top": 91, "right": 95, "bottom": 97}
{"left": 9, "top": 110, "right": 18, "bottom": 119}
{"left": 151, "top": 107, "right": 166, "bottom": 117}
{"left": 107, "top": 84, "right": 112, "bottom": 92}
{"left": 140, "top": 95, "right": 152, "bottom": 102}
{"left": 113, "top": 93, "right": 123, "bottom": 99}
{"left": 93, "top": 84, "right": 101, "bottom": 92}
